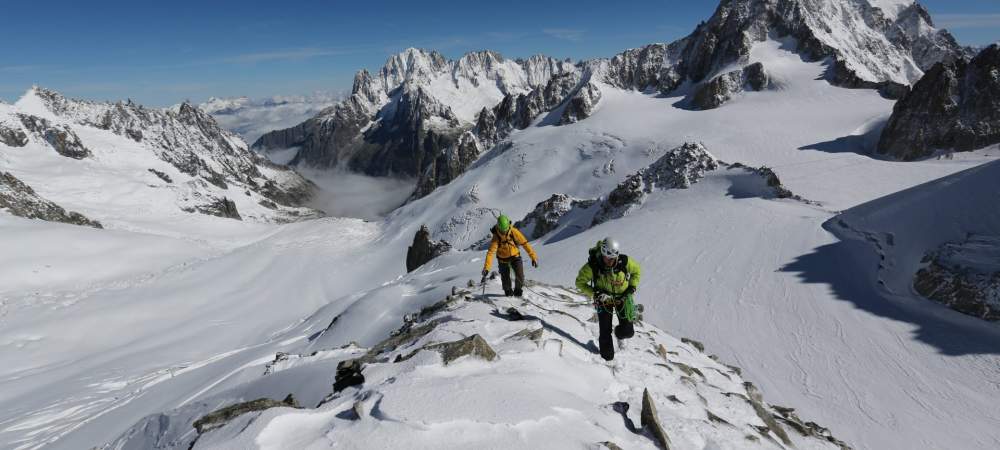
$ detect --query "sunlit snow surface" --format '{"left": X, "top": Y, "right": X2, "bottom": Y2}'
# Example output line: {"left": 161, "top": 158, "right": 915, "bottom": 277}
{"left": 2, "top": 39, "right": 999, "bottom": 450}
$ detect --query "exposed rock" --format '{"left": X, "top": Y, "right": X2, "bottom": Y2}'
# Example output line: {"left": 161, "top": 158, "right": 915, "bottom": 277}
{"left": 601, "top": 43, "right": 685, "bottom": 94}
{"left": 690, "top": 62, "right": 769, "bottom": 110}
{"left": 0, "top": 124, "right": 28, "bottom": 147}
{"left": 413, "top": 131, "right": 481, "bottom": 198}
{"left": 0, "top": 171, "right": 103, "bottom": 228}
{"left": 185, "top": 197, "right": 241, "bottom": 220}
{"left": 744, "top": 382, "right": 792, "bottom": 446}
{"left": 424, "top": 334, "right": 498, "bottom": 365}
{"left": 474, "top": 71, "right": 586, "bottom": 149}
{"left": 514, "top": 193, "right": 597, "bottom": 240}
{"left": 147, "top": 168, "right": 172, "bottom": 183}
{"left": 770, "top": 400, "right": 852, "bottom": 449}
{"left": 191, "top": 395, "right": 300, "bottom": 434}
{"left": 600, "top": 442, "right": 624, "bottom": 450}
{"left": 914, "top": 235, "right": 1000, "bottom": 321}
{"left": 593, "top": 142, "right": 719, "bottom": 225}
{"left": 681, "top": 337, "right": 705, "bottom": 352}
{"left": 878, "top": 44, "right": 1000, "bottom": 160}
{"left": 333, "top": 359, "right": 366, "bottom": 392}
{"left": 405, "top": 225, "right": 452, "bottom": 272}
{"left": 560, "top": 82, "right": 602, "bottom": 124}
{"left": 18, "top": 114, "right": 91, "bottom": 159}
{"left": 641, "top": 388, "right": 672, "bottom": 449}
{"left": 506, "top": 327, "right": 544, "bottom": 345}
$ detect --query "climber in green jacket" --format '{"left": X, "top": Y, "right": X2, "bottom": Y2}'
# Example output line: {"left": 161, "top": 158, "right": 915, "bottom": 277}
{"left": 575, "top": 236, "right": 641, "bottom": 361}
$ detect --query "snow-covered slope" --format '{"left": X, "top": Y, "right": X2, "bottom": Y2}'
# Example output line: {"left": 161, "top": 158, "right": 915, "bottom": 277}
{"left": 0, "top": 87, "right": 318, "bottom": 234}
{"left": 197, "top": 93, "right": 342, "bottom": 144}
{"left": 105, "top": 282, "right": 849, "bottom": 450}
{"left": 829, "top": 159, "right": 1000, "bottom": 320}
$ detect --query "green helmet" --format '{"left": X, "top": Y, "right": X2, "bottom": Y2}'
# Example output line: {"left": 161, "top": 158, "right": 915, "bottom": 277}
{"left": 497, "top": 214, "right": 511, "bottom": 233}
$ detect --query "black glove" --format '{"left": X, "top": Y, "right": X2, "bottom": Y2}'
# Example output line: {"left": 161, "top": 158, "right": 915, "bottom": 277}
{"left": 531, "top": 260, "right": 538, "bottom": 268}
{"left": 482, "top": 269, "right": 489, "bottom": 277}
{"left": 622, "top": 286, "right": 636, "bottom": 297}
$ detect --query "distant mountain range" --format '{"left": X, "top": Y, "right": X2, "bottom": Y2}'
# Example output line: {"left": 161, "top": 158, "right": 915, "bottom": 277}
{"left": 252, "top": 0, "right": 986, "bottom": 200}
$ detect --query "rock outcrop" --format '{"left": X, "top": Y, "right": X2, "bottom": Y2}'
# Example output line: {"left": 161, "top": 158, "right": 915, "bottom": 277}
{"left": 18, "top": 114, "right": 92, "bottom": 159}
{"left": 593, "top": 142, "right": 720, "bottom": 225}
{"left": 514, "top": 194, "right": 597, "bottom": 240}
{"left": 914, "top": 235, "right": 1000, "bottom": 321}
{"left": 0, "top": 171, "right": 103, "bottom": 228}
{"left": 183, "top": 196, "right": 242, "bottom": 220}
{"left": 420, "top": 334, "right": 498, "bottom": 365}
{"left": 641, "top": 388, "right": 673, "bottom": 449}
{"left": 472, "top": 71, "right": 589, "bottom": 149}
{"left": 405, "top": 225, "right": 452, "bottom": 272}
{"left": 691, "top": 62, "right": 770, "bottom": 109}
{"left": 0, "top": 124, "right": 28, "bottom": 147}
{"left": 515, "top": 143, "right": 814, "bottom": 238}
{"left": 191, "top": 395, "right": 300, "bottom": 434}
{"left": 878, "top": 44, "right": 1000, "bottom": 160}
{"left": 560, "top": 81, "right": 602, "bottom": 124}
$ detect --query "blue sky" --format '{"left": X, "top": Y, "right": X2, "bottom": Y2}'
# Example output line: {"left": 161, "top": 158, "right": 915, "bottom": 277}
{"left": 1, "top": 0, "right": 997, "bottom": 106}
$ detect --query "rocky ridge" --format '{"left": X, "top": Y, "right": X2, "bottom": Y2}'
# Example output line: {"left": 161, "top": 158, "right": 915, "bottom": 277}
{"left": 878, "top": 44, "right": 1000, "bottom": 160}
{"left": 0, "top": 171, "right": 103, "bottom": 228}
{"left": 1, "top": 87, "right": 320, "bottom": 224}
{"left": 514, "top": 142, "right": 816, "bottom": 242}
{"left": 104, "top": 282, "right": 851, "bottom": 449}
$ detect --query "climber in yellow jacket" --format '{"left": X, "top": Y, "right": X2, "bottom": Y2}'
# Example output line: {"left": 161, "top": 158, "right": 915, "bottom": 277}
{"left": 576, "top": 237, "right": 641, "bottom": 361}
{"left": 482, "top": 214, "right": 538, "bottom": 297}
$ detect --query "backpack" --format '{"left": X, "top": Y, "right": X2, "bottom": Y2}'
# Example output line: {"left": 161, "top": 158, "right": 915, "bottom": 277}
{"left": 491, "top": 225, "right": 517, "bottom": 246}
{"left": 587, "top": 247, "right": 630, "bottom": 282}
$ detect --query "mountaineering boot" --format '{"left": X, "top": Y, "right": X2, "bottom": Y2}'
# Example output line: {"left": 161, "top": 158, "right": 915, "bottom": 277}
{"left": 513, "top": 288, "right": 523, "bottom": 297}
{"left": 504, "top": 289, "right": 514, "bottom": 297}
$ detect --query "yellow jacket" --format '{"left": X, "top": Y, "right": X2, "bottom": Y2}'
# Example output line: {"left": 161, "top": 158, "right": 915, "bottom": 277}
{"left": 483, "top": 226, "right": 538, "bottom": 271}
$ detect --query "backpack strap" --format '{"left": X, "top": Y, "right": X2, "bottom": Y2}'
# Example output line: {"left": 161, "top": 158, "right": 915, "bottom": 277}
{"left": 616, "top": 255, "right": 630, "bottom": 277}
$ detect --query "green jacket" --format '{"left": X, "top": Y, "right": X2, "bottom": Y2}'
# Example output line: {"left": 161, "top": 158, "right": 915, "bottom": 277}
{"left": 575, "top": 252, "right": 641, "bottom": 297}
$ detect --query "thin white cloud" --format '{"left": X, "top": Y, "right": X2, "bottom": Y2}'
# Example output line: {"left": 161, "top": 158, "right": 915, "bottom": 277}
{"left": 0, "top": 65, "right": 45, "bottom": 73}
{"left": 543, "top": 28, "right": 586, "bottom": 42}
{"left": 935, "top": 13, "right": 1000, "bottom": 30}
{"left": 223, "top": 48, "right": 351, "bottom": 64}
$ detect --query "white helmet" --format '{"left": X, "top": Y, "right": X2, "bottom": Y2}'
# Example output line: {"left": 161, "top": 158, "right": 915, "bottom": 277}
{"left": 599, "top": 237, "right": 620, "bottom": 259}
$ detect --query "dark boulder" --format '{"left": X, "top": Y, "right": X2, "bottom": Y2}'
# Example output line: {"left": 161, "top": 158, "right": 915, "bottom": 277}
{"left": 405, "top": 225, "right": 451, "bottom": 272}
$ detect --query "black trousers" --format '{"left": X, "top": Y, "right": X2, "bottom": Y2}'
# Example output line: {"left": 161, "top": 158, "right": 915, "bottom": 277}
{"left": 598, "top": 307, "right": 634, "bottom": 361}
{"left": 498, "top": 256, "right": 524, "bottom": 296}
